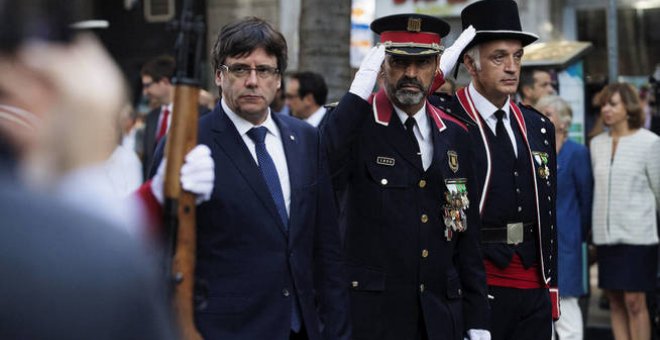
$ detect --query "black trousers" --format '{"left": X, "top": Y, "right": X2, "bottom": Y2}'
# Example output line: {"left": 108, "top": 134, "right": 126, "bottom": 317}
{"left": 489, "top": 286, "right": 552, "bottom": 340}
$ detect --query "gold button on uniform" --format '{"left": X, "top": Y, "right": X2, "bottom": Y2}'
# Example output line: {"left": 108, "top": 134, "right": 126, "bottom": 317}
{"left": 419, "top": 284, "right": 425, "bottom": 292}
{"left": 418, "top": 180, "right": 427, "bottom": 188}
{"left": 380, "top": 178, "right": 388, "bottom": 185}
{"left": 421, "top": 249, "right": 429, "bottom": 258}
{"left": 351, "top": 281, "right": 359, "bottom": 288}
{"left": 420, "top": 214, "right": 428, "bottom": 223}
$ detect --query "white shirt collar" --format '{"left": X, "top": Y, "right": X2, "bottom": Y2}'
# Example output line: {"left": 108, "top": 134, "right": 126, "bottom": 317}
{"left": 393, "top": 103, "right": 430, "bottom": 140}
{"left": 305, "top": 106, "right": 327, "bottom": 128}
{"left": 221, "top": 99, "right": 280, "bottom": 139}
{"left": 468, "top": 82, "right": 511, "bottom": 123}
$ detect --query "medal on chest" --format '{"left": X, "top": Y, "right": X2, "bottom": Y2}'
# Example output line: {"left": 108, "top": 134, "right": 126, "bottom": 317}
{"left": 443, "top": 178, "right": 469, "bottom": 241}
{"left": 532, "top": 151, "right": 550, "bottom": 179}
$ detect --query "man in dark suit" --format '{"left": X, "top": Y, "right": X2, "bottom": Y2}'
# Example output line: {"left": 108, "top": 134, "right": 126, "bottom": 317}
{"left": 321, "top": 14, "right": 489, "bottom": 340}
{"left": 431, "top": 1, "right": 559, "bottom": 339}
{"left": 152, "top": 17, "right": 350, "bottom": 340}
{"left": 285, "top": 71, "right": 329, "bottom": 128}
{"left": 140, "top": 55, "right": 176, "bottom": 180}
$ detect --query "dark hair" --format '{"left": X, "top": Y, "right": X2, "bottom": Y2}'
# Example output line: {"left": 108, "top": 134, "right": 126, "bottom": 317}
{"left": 595, "top": 82, "right": 644, "bottom": 129}
{"left": 517, "top": 68, "right": 549, "bottom": 99}
{"left": 290, "top": 71, "right": 327, "bottom": 105}
{"left": 140, "top": 55, "right": 175, "bottom": 82}
{"left": 211, "top": 17, "right": 287, "bottom": 74}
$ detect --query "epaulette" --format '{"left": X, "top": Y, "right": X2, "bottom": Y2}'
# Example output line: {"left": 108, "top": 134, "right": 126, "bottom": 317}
{"left": 517, "top": 101, "right": 547, "bottom": 120}
{"left": 442, "top": 106, "right": 475, "bottom": 128}
{"left": 324, "top": 102, "right": 339, "bottom": 110}
{"left": 430, "top": 94, "right": 475, "bottom": 128}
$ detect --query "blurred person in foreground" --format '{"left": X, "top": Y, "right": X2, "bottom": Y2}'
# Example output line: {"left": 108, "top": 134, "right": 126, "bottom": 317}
{"left": 590, "top": 83, "right": 660, "bottom": 340}
{"left": 537, "top": 95, "right": 593, "bottom": 340}
{"left": 0, "top": 0, "right": 176, "bottom": 338}
{"left": 432, "top": 1, "right": 559, "bottom": 338}
{"left": 321, "top": 12, "right": 490, "bottom": 340}
{"left": 151, "top": 16, "right": 350, "bottom": 339}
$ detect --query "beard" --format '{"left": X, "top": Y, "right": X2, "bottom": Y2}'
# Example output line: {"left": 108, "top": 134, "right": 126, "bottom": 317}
{"left": 387, "top": 77, "right": 427, "bottom": 106}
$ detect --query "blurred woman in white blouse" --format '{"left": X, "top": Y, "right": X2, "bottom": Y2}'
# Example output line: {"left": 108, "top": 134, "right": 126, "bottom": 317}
{"left": 590, "top": 83, "right": 660, "bottom": 340}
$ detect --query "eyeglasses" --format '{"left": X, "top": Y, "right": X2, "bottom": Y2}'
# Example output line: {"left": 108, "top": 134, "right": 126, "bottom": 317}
{"left": 142, "top": 81, "right": 155, "bottom": 89}
{"left": 219, "top": 64, "right": 280, "bottom": 79}
{"left": 284, "top": 93, "right": 299, "bottom": 100}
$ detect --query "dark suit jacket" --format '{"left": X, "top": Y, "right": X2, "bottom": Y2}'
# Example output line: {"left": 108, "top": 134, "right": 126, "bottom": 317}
{"left": 153, "top": 103, "right": 350, "bottom": 339}
{"left": 431, "top": 88, "right": 558, "bottom": 290}
{"left": 142, "top": 107, "right": 162, "bottom": 180}
{"left": 0, "top": 158, "right": 174, "bottom": 340}
{"left": 322, "top": 91, "right": 489, "bottom": 340}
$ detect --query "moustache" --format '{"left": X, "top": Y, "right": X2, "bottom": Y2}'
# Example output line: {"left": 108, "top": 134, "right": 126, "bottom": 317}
{"left": 396, "top": 78, "right": 424, "bottom": 91}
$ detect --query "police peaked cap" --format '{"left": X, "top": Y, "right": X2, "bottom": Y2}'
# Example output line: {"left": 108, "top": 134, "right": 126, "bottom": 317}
{"left": 371, "top": 14, "right": 450, "bottom": 56}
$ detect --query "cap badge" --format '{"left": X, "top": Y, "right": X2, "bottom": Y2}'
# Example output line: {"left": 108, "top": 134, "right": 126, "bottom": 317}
{"left": 407, "top": 17, "right": 421, "bottom": 32}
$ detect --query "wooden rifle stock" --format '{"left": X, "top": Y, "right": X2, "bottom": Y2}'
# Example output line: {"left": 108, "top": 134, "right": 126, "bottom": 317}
{"left": 163, "top": 0, "right": 205, "bottom": 338}
{"left": 163, "top": 85, "right": 202, "bottom": 340}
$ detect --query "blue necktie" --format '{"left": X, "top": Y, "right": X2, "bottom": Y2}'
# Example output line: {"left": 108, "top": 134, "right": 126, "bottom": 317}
{"left": 247, "top": 127, "right": 289, "bottom": 229}
{"left": 247, "top": 127, "right": 301, "bottom": 332}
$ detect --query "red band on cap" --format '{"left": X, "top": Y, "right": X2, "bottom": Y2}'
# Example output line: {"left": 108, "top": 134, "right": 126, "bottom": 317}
{"left": 380, "top": 31, "right": 441, "bottom": 45}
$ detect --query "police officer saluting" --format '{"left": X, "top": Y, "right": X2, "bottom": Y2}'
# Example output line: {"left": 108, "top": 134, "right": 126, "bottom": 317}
{"left": 322, "top": 13, "right": 490, "bottom": 340}
{"left": 431, "top": 1, "right": 559, "bottom": 339}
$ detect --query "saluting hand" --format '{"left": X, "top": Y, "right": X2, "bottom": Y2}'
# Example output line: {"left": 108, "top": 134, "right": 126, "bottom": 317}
{"left": 349, "top": 44, "right": 386, "bottom": 100}
{"left": 439, "top": 25, "right": 476, "bottom": 76}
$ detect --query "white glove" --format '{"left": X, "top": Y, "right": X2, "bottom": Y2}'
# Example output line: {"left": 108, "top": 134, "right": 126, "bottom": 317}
{"left": 465, "top": 329, "right": 491, "bottom": 340}
{"left": 349, "top": 44, "right": 386, "bottom": 100}
{"left": 181, "top": 144, "right": 214, "bottom": 204}
{"left": 439, "top": 25, "right": 477, "bottom": 76}
{"left": 150, "top": 144, "right": 214, "bottom": 205}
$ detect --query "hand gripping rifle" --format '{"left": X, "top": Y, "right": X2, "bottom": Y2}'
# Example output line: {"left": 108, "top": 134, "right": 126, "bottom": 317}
{"left": 163, "top": 1, "right": 205, "bottom": 339}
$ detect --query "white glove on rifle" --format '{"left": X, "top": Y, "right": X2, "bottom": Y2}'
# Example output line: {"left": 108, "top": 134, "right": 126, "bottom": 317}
{"left": 349, "top": 44, "right": 386, "bottom": 100}
{"left": 439, "top": 25, "right": 476, "bottom": 76}
{"left": 151, "top": 144, "right": 215, "bottom": 205}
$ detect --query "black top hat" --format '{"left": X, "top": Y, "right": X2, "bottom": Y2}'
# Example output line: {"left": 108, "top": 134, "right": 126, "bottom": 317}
{"left": 371, "top": 14, "right": 450, "bottom": 56}
{"left": 460, "top": 0, "right": 538, "bottom": 54}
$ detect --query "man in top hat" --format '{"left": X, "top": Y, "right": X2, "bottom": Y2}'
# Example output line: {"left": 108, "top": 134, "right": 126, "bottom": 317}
{"left": 321, "top": 13, "right": 490, "bottom": 340}
{"left": 431, "top": 1, "right": 559, "bottom": 339}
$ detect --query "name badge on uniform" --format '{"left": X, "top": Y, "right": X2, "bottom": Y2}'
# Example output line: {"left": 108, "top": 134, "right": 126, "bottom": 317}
{"left": 532, "top": 151, "right": 550, "bottom": 179}
{"left": 376, "top": 156, "right": 395, "bottom": 166}
{"left": 443, "top": 178, "right": 470, "bottom": 240}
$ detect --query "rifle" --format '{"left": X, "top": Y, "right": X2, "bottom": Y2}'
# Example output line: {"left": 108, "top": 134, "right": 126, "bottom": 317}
{"left": 162, "top": 1, "right": 205, "bottom": 339}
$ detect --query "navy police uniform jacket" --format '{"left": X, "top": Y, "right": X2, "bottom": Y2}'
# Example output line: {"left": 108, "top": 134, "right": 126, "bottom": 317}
{"left": 431, "top": 88, "right": 558, "bottom": 297}
{"left": 322, "top": 91, "right": 489, "bottom": 340}
{"left": 153, "top": 103, "right": 351, "bottom": 340}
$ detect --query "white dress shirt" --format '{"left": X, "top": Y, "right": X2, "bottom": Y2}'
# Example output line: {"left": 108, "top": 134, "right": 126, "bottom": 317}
{"left": 222, "top": 99, "right": 291, "bottom": 216}
{"left": 469, "top": 83, "right": 518, "bottom": 156}
{"left": 156, "top": 103, "right": 173, "bottom": 137}
{"left": 305, "top": 106, "right": 327, "bottom": 128}
{"left": 393, "top": 103, "right": 433, "bottom": 170}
